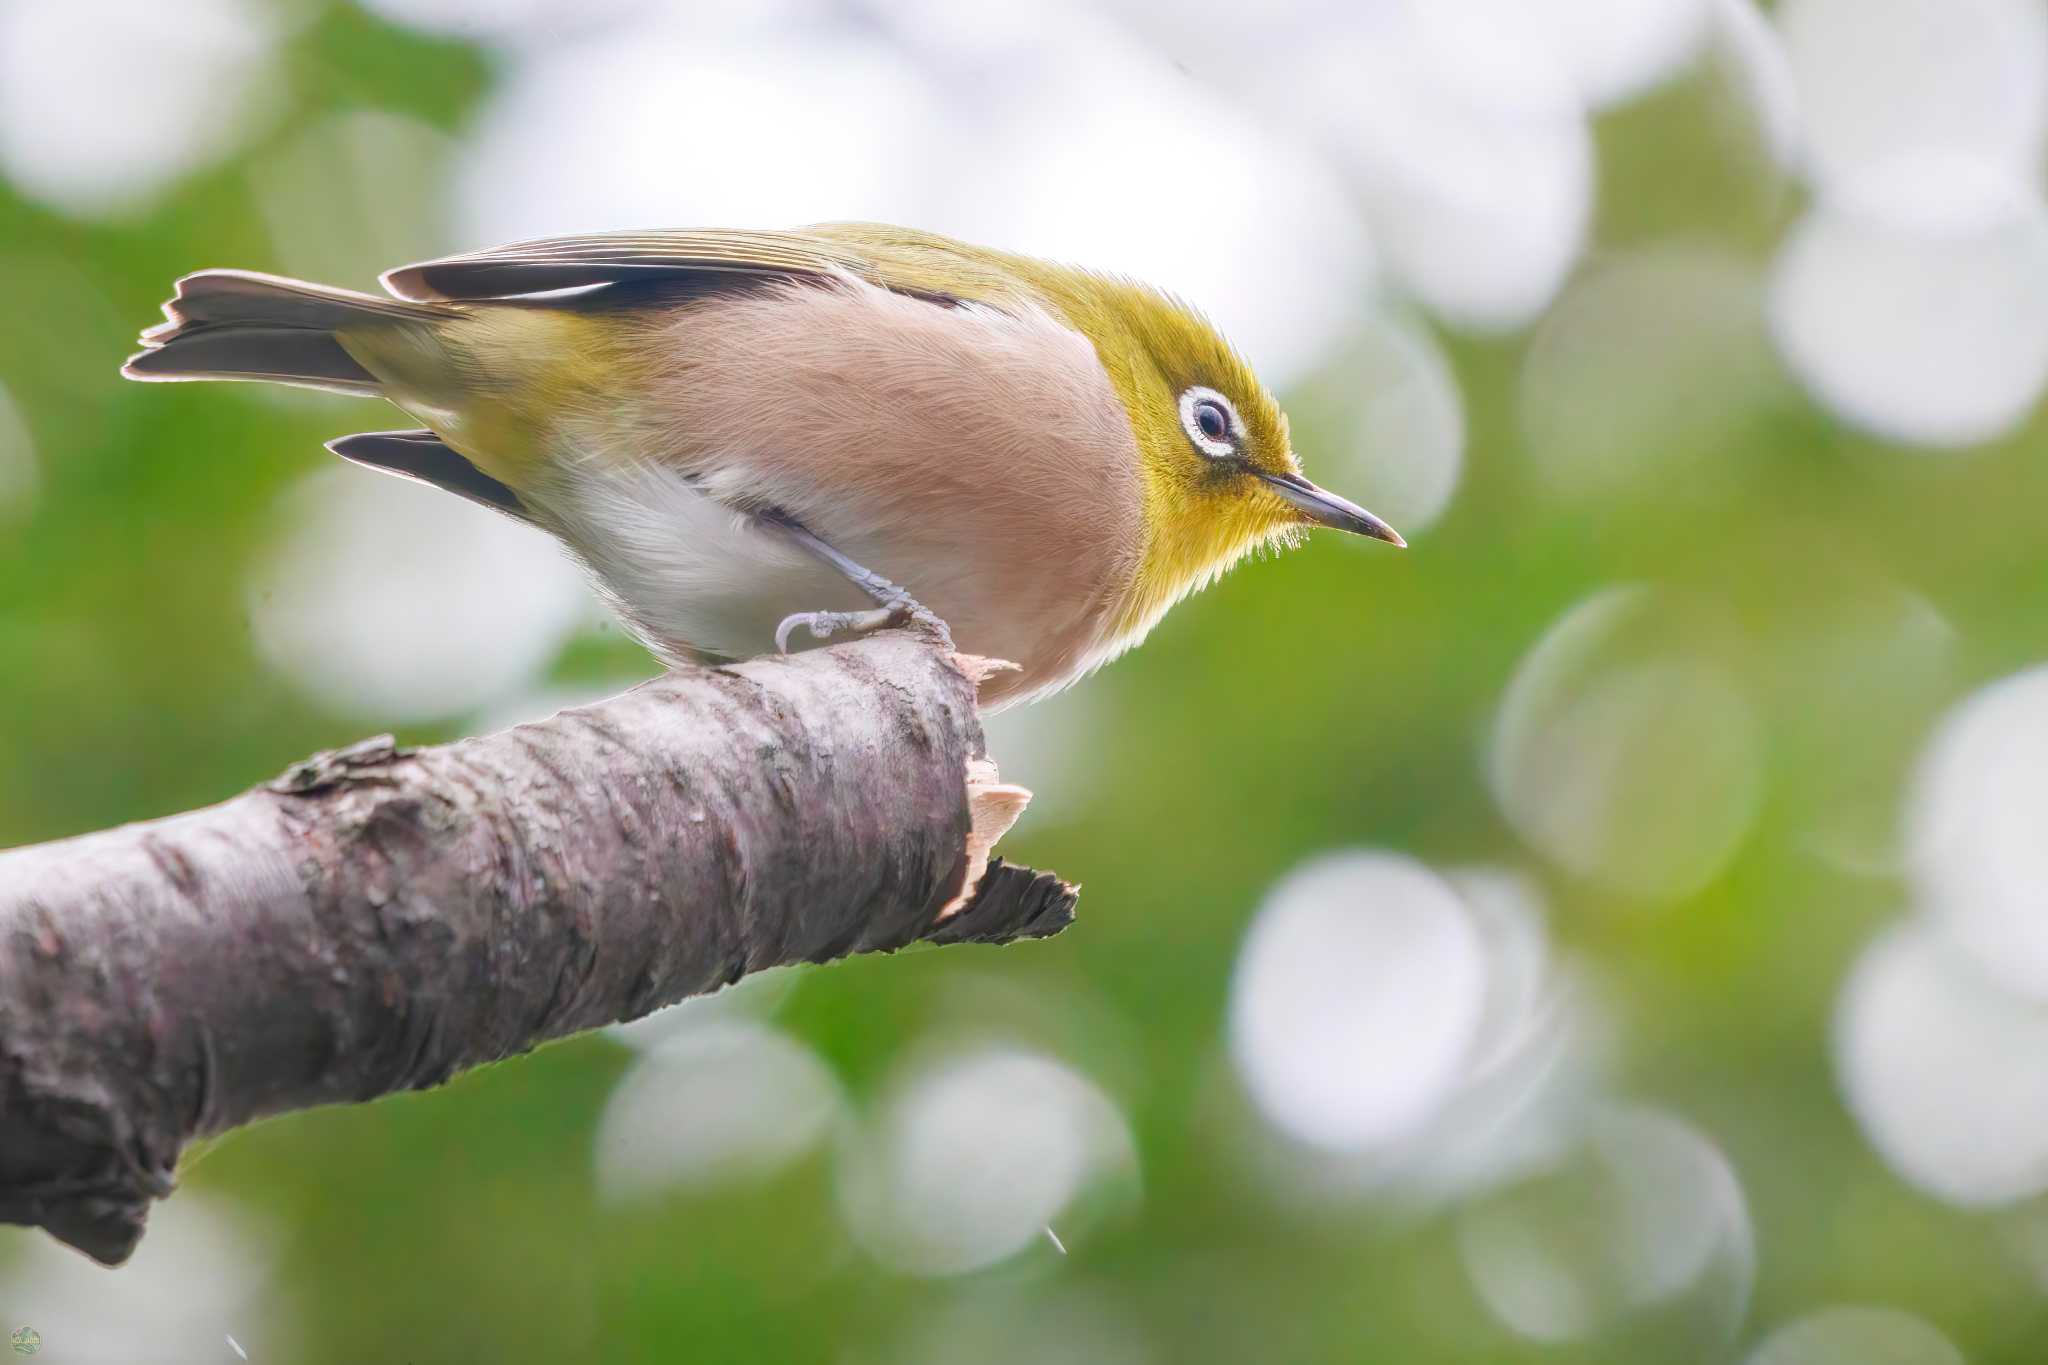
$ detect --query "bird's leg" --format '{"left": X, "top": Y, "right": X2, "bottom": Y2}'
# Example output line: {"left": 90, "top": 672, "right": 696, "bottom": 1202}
{"left": 759, "top": 509, "right": 948, "bottom": 652}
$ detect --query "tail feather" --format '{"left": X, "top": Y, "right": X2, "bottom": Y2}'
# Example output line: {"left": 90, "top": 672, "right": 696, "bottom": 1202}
{"left": 123, "top": 326, "right": 384, "bottom": 394}
{"left": 327, "top": 429, "right": 529, "bottom": 521}
{"left": 122, "top": 269, "right": 447, "bottom": 396}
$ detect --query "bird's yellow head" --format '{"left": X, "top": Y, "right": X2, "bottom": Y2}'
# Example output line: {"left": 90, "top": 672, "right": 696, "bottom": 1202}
{"left": 1037, "top": 272, "right": 1404, "bottom": 638}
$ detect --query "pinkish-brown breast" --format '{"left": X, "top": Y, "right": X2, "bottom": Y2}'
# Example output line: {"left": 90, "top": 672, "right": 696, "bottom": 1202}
{"left": 548, "top": 276, "right": 1149, "bottom": 704}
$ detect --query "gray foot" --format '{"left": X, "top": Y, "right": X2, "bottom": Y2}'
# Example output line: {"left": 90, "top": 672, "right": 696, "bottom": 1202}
{"left": 760, "top": 509, "right": 952, "bottom": 652}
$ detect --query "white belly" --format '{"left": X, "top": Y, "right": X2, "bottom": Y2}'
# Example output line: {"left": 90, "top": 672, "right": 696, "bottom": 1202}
{"left": 527, "top": 460, "right": 868, "bottom": 665}
{"left": 523, "top": 454, "right": 1141, "bottom": 707}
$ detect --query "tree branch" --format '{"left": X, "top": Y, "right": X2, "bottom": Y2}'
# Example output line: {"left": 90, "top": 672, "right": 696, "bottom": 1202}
{"left": 0, "top": 632, "right": 1074, "bottom": 1266}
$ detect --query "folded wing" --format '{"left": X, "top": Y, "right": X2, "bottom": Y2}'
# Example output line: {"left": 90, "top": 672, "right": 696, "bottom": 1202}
{"left": 380, "top": 229, "right": 878, "bottom": 302}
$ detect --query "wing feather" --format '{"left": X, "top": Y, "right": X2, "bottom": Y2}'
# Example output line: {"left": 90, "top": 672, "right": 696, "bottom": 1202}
{"left": 380, "top": 228, "right": 879, "bottom": 302}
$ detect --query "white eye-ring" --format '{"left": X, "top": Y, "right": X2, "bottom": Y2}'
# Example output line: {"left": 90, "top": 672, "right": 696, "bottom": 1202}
{"left": 1178, "top": 385, "right": 1242, "bottom": 460}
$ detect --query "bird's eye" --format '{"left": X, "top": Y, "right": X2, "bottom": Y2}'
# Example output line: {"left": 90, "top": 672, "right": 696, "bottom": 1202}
{"left": 1178, "top": 385, "right": 1240, "bottom": 459}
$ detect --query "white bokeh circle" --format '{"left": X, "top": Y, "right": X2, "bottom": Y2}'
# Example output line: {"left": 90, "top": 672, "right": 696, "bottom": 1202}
{"left": 1835, "top": 918, "right": 2048, "bottom": 1207}
{"left": 1907, "top": 665, "right": 2048, "bottom": 1000}
{"left": 1743, "top": 1305, "right": 1964, "bottom": 1365}
{"left": 837, "top": 1047, "right": 1136, "bottom": 1276}
{"left": 458, "top": 29, "right": 951, "bottom": 245}
{"left": 1230, "top": 851, "right": 1488, "bottom": 1152}
{"left": 1777, "top": 0, "right": 2048, "bottom": 192}
{"left": 0, "top": 1192, "right": 280, "bottom": 1363}
{"left": 1458, "top": 1105, "right": 1755, "bottom": 1349}
{"left": 1423, "top": 0, "right": 1713, "bottom": 110}
{"left": 1490, "top": 587, "right": 1765, "bottom": 903}
{"left": 593, "top": 1020, "right": 842, "bottom": 1201}
{"left": 0, "top": 0, "right": 278, "bottom": 218}
{"left": 1292, "top": 10, "right": 1593, "bottom": 331}
{"left": 892, "top": 1288, "right": 1153, "bottom": 1365}
{"left": 1520, "top": 246, "right": 1782, "bottom": 498}
{"left": 248, "top": 465, "right": 593, "bottom": 722}
{"left": 1770, "top": 158, "right": 2048, "bottom": 449}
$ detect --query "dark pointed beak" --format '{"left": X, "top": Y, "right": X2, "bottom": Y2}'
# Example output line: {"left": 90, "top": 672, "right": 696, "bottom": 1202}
{"left": 1256, "top": 470, "right": 1406, "bottom": 547}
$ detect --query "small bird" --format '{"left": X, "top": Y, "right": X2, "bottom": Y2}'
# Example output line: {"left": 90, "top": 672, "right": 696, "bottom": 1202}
{"left": 124, "top": 223, "right": 1401, "bottom": 706}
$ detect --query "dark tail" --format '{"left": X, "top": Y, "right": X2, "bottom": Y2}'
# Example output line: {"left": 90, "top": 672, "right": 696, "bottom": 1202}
{"left": 122, "top": 269, "right": 448, "bottom": 396}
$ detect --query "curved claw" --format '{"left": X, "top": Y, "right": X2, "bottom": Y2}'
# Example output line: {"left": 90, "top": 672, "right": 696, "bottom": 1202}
{"left": 776, "top": 607, "right": 901, "bottom": 653}
{"left": 775, "top": 611, "right": 833, "bottom": 654}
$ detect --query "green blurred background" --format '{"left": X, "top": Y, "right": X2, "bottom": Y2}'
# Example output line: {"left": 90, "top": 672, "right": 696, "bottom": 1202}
{"left": 6, "top": 1, "right": 2048, "bottom": 1361}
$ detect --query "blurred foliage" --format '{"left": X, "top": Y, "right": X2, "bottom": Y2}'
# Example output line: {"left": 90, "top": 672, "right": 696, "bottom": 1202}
{"left": 6, "top": 3, "right": 2048, "bottom": 1363}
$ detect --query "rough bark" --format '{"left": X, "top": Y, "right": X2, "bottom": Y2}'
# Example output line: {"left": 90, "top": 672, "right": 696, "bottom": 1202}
{"left": 0, "top": 632, "right": 1074, "bottom": 1266}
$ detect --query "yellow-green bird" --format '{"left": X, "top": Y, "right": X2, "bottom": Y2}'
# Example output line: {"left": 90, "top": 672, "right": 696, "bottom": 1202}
{"left": 124, "top": 223, "right": 1402, "bottom": 706}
